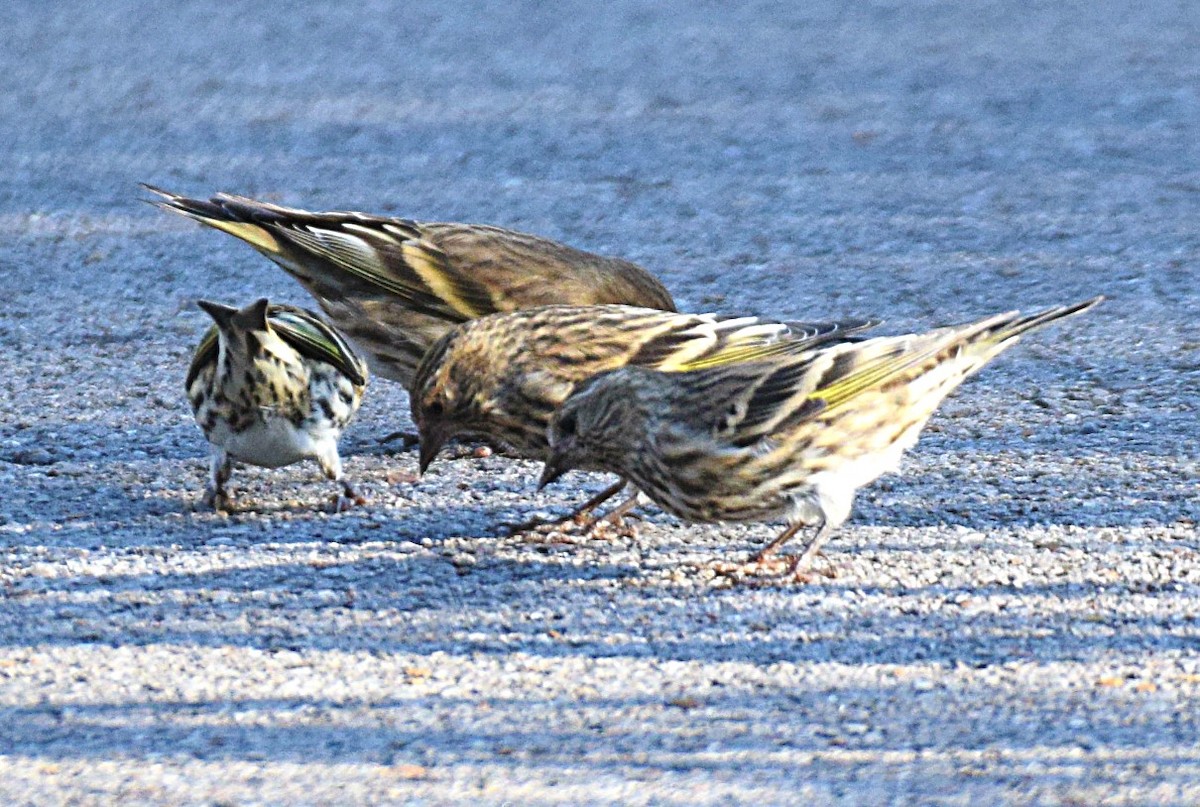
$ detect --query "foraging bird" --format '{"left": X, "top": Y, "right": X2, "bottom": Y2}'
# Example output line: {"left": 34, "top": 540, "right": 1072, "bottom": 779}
{"left": 411, "top": 305, "right": 876, "bottom": 523}
{"left": 539, "top": 297, "right": 1103, "bottom": 576}
{"left": 146, "top": 185, "right": 677, "bottom": 389}
{"left": 187, "top": 298, "right": 369, "bottom": 512}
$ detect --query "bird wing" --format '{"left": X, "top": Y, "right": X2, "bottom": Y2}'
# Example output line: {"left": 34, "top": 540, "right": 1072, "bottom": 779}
{"left": 185, "top": 325, "right": 221, "bottom": 390}
{"left": 801, "top": 296, "right": 1102, "bottom": 417}
{"left": 672, "top": 318, "right": 879, "bottom": 371}
{"left": 267, "top": 305, "right": 370, "bottom": 387}
{"left": 276, "top": 223, "right": 499, "bottom": 321}
{"left": 711, "top": 329, "right": 977, "bottom": 446}
{"left": 632, "top": 316, "right": 878, "bottom": 372}
{"left": 418, "top": 223, "right": 677, "bottom": 312}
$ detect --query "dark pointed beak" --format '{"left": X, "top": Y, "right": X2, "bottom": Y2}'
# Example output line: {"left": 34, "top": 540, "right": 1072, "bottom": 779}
{"left": 538, "top": 453, "right": 568, "bottom": 491}
{"left": 417, "top": 423, "right": 449, "bottom": 476}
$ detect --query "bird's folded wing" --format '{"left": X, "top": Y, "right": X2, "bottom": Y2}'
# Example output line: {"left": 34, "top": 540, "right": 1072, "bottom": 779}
{"left": 268, "top": 306, "right": 369, "bottom": 386}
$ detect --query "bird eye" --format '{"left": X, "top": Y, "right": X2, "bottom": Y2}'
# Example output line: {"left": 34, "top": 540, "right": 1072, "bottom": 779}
{"left": 558, "top": 412, "right": 578, "bottom": 437}
{"left": 425, "top": 400, "right": 445, "bottom": 418}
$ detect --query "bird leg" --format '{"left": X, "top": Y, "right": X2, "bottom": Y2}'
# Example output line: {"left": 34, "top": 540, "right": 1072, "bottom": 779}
{"left": 789, "top": 520, "right": 836, "bottom": 576}
{"left": 573, "top": 489, "right": 645, "bottom": 537}
{"left": 716, "top": 520, "right": 837, "bottom": 582}
{"left": 506, "top": 479, "right": 630, "bottom": 538}
{"left": 318, "top": 449, "right": 366, "bottom": 513}
{"left": 750, "top": 520, "right": 807, "bottom": 564}
{"left": 202, "top": 452, "right": 234, "bottom": 513}
{"left": 334, "top": 478, "right": 367, "bottom": 513}
{"left": 570, "top": 480, "right": 632, "bottom": 524}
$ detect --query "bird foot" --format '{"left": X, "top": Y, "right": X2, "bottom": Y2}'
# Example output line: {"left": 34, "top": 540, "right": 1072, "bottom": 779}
{"left": 378, "top": 430, "right": 420, "bottom": 448}
{"left": 518, "top": 527, "right": 583, "bottom": 546}
{"left": 710, "top": 552, "right": 837, "bottom": 585}
{"left": 506, "top": 512, "right": 639, "bottom": 542}
{"left": 710, "top": 556, "right": 796, "bottom": 581}
{"left": 332, "top": 490, "right": 367, "bottom": 513}
{"left": 506, "top": 517, "right": 591, "bottom": 542}
{"left": 586, "top": 514, "right": 640, "bottom": 539}
{"left": 202, "top": 487, "right": 234, "bottom": 514}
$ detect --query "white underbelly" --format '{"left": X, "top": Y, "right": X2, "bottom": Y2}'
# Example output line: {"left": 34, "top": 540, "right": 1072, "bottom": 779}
{"left": 211, "top": 417, "right": 320, "bottom": 468}
{"left": 810, "top": 443, "right": 905, "bottom": 494}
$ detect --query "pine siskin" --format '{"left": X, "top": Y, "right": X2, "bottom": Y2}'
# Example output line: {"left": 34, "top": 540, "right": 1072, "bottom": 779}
{"left": 410, "top": 305, "right": 876, "bottom": 525}
{"left": 539, "top": 297, "right": 1103, "bottom": 576}
{"left": 187, "top": 298, "right": 369, "bottom": 512}
{"left": 146, "top": 184, "right": 677, "bottom": 389}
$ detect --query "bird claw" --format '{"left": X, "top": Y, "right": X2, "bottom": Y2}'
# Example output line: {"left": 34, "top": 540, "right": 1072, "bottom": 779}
{"left": 333, "top": 490, "right": 367, "bottom": 513}
{"left": 709, "top": 551, "right": 836, "bottom": 585}
{"left": 505, "top": 517, "right": 589, "bottom": 542}
{"left": 202, "top": 487, "right": 233, "bottom": 514}
{"left": 711, "top": 556, "right": 795, "bottom": 580}
{"left": 588, "top": 514, "right": 640, "bottom": 539}
{"left": 813, "top": 561, "right": 839, "bottom": 579}
{"left": 518, "top": 527, "right": 581, "bottom": 545}
{"left": 506, "top": 512, "right": 639, "bottom": 542}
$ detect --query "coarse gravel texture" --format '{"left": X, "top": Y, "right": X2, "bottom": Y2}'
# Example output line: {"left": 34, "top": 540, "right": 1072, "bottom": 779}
{"left": 2, "top": 1, "right": 1199, "bottom": 804}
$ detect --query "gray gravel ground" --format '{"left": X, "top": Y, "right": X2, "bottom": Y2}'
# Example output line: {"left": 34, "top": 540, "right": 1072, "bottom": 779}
{"left": 2, "top": 1, "right": 1199, "bottom": 804}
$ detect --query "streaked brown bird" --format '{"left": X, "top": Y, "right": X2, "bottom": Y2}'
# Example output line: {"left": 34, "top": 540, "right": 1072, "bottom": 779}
{"left": 539, "top": 297, "right": 1103, "bottom": 577}
{"left": 187, "top": 298, "right": 369, "bottom": 512}
{"left": 411, "top": 304, "right": 876, "bottom": 522}
{"left": 146, "top": 184, "right": 676, "bottom": 390}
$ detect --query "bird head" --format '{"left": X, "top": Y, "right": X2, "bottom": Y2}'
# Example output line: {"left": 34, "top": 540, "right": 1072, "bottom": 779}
{"left": 415, "top": 395, "right": 455, "bottom": 475}
{"left": 193, "top": 298, "right": 275, "bottom": 380}
{"left": 538, "top": 403, "right": 580, "bottom": 490}
{"left": 198, "top": 298, "right": 270, "bottom": 334}
{"left": 411, "top": 329, "right": 478, "bottom": 475}
{"left": 540, "top": 369, "right": 641, "bottom": 490}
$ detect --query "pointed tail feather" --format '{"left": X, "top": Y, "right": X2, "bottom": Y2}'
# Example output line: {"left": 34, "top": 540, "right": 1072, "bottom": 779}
{"left": 982, "top": 296, "right": 1104, "bottom": 347}
{"left": 808, "top": 297, "right": 1102, "bottom": 416}
{"left": 142, "top": 183, "right": 284, "bottom": 255}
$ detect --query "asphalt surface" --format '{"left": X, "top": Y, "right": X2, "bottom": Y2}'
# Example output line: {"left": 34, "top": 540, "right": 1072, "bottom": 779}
{"left": 2, "top": 1, "right": 1198, "bottom": 804}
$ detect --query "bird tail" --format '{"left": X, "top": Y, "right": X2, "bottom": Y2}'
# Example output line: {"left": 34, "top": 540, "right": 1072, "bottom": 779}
{"left": 142, "top": 183, "right": 482, "bottom": 320}
{"left": 976, "top": 295, "right": 1104, "bottom": 351}
{"left": 142, "top": 183, "right": 286, "bottom": 256}
{"left": 809, "top": 296, "right": 1103, "bottom": 416}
